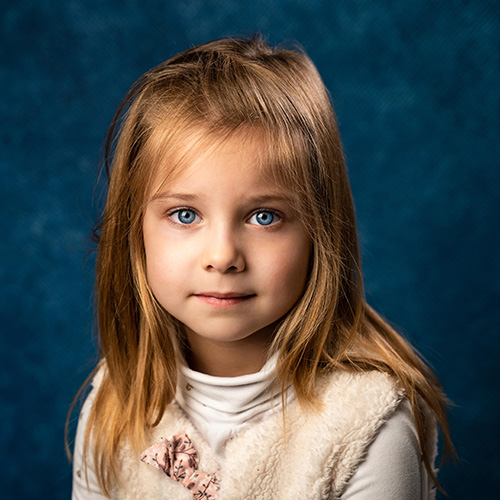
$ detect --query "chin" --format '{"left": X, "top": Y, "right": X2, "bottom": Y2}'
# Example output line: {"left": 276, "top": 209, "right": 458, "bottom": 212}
{"left": 193, "top": 331, "right": 254, "bottom": 343}
{"left": 185, "top": 323, "right": 266, "bottom": 344}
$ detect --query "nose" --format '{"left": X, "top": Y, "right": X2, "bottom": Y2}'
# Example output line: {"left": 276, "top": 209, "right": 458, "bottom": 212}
{"left": 201, "top": 225, "right": 245, "bottom": 273}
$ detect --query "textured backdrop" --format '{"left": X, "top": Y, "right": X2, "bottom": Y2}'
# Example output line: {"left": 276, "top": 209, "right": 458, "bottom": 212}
{"left": 1, "top": 1, "right": 499, "bottom": 498}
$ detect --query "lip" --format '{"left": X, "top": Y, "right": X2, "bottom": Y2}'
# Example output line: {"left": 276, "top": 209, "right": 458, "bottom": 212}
{"left": 192, "top": 292, "right": 255, "bottom": 306}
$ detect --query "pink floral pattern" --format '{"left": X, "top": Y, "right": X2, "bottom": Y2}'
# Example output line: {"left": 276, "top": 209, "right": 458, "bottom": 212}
{"left": 141, "top": 432, "right": 220, "bottom": 499}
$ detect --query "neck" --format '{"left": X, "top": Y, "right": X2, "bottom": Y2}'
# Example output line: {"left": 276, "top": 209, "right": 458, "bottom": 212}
{"left": 185, "top": 327, "right": 274, "bottom": 377}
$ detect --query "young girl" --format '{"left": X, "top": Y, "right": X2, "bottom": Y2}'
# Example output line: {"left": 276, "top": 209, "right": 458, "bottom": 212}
{"left": 71, "top": 35, "right": 452, "bottom": 500}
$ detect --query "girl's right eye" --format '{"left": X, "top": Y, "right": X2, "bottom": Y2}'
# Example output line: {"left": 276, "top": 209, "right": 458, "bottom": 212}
{"left": 169, "top": 209, "right": 200, "bottom": 225}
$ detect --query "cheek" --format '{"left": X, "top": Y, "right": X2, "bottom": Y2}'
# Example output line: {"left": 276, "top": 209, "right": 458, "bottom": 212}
{"left": 143, "top": 228, "right": 176, "bottom": 291}
{"left": 145, "top": 241, "right": 184, "bottom": 289}
{"left": 264, "top": 237, "right": 311, "bottom": 293}
{"left": 144, "top": 250, "right": 185, "bottom": 315}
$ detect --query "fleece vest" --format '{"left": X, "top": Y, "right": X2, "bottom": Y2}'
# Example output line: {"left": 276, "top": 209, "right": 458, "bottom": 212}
{"left": 113, "top": 370, "right": 412, "bottom": 500}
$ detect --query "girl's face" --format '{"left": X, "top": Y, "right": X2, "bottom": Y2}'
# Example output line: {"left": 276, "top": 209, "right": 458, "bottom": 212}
{"left": 143, "top": 132, "right": 311, "bottom": 353}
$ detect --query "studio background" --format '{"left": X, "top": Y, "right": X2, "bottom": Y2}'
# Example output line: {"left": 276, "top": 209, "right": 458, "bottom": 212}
{"left": 1, "top": 1, "right": 498, "bottom": 498}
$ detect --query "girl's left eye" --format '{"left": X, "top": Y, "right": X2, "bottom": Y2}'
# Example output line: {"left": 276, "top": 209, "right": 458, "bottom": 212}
{"left": 248, "top": 210, "right": 281, "bottom": 226}
{"left": 170, "top": 209, "right": 200, "bottom": 225}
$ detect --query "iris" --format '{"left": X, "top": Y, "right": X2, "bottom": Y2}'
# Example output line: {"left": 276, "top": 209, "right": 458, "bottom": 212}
{"left": 177, "top": 209, "right": 196, "bottom": 224}
{"left": 255, "top": 211, "right": 274, "bottom": 226}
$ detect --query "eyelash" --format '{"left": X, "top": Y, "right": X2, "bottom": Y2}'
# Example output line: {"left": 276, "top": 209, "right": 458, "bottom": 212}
{"left": 248, "top": 208, "right": 283, "bottom": 227}
{"left": 165, "top": 207, "right": 284, "bottom": 227}
{"left": 166, "top": 207, "right": 200, "bottom": 227}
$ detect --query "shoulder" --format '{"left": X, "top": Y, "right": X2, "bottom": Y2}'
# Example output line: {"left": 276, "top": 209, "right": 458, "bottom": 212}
{"left": 71, "top": 364, "right": 107, "bottom": 500}
{"left": 309, "top": 370, "right": 413, "bottom": 497}
{"left": 74, "top": 363, "right": 106, "bottom": 449}
{"left": 320, "top": 367, "right": 402, "bottom": 396}
{"left": 318, "top": 369, "right": 405, "bottom": 431}
{"left": 341, "top": 399, "right": 431, "bottom": 500}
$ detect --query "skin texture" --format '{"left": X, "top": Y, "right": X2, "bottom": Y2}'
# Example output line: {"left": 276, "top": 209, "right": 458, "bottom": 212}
{"left": 143, "top": 133, "right": 311, "bottom": 376}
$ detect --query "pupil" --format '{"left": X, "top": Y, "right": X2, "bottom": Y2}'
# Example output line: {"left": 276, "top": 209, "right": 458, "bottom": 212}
{"left": 258, "top": 212, "right": 273, "bottom": 225}
{"left": 180, "top": 210, "right": 194, "bottom": 223}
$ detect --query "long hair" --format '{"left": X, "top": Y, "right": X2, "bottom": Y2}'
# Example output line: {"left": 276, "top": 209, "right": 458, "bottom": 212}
{"left": 74, "top": 35, "right": 452, "bottom": 495}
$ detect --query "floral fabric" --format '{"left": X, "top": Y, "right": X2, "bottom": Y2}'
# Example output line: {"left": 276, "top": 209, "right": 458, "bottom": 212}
{"left": 141, "top": 432, "right": 220, "bottom": 500}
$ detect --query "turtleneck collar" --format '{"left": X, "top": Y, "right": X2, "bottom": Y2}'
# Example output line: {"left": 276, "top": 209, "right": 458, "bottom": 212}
{"left": 175, "top": 353, "right": 295, "bottom": 463}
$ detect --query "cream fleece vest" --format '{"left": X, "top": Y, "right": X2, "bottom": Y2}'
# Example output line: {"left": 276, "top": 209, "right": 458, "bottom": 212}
{"left": 113, "top": 370, "right": 414, "bottom": 500}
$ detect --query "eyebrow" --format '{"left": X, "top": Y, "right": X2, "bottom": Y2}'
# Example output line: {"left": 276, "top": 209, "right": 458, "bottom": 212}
{"left": 150, "top": 192, "right": 295, "bottom": 205}
{"left": 245, "top": 193, "right": 296, "bottom": 205}
{"left": 149, "top": 192, "right": 200, "bottom": 203}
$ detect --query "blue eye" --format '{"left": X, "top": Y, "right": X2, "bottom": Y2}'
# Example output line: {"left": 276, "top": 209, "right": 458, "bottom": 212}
{"left": 171, "top": 209, "right": 199, "bottom": 225}
{"left": 249, "top": 211, "right": 279, "bottom": 226}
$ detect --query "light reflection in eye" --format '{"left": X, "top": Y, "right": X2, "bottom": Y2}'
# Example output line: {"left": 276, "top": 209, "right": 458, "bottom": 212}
{"left": 171, "top": 209, "right": 199, "bottom": 224}
{"left": 248, "top": 211, "right": 279, "bottom": 226}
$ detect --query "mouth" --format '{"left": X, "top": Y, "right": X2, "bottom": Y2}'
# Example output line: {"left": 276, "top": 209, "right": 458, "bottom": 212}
{"left": 192, "top": 292, "right": 255, "bottom": 306}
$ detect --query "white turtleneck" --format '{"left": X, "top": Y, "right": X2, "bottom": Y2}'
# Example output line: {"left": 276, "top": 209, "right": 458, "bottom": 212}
{"left": 175, "top": 353, "right": 295, "bottom": 463}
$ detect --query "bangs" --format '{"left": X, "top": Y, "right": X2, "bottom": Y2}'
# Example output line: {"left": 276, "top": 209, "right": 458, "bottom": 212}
{"left": 138, "top": 113, "right": 313, "bottom": 217}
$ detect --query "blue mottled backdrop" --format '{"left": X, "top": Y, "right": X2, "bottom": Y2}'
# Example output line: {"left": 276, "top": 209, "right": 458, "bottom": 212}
{"left": 1, "top": 1, "right": 499, "bottom": 498}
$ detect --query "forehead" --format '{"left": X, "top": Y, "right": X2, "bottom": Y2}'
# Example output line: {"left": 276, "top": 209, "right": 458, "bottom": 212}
{"left": 146, "top": 126, "right": 282, "bottom": 198}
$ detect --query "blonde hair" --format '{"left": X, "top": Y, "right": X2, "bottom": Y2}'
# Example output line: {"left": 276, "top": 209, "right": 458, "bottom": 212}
{"left": 72, "top": 35, "right": 453, "bottom": 495}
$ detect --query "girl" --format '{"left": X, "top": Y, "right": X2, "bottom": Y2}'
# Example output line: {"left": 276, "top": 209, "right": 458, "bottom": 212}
{"left": 71, "top": 35, "right": 452, "bottom": 499}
